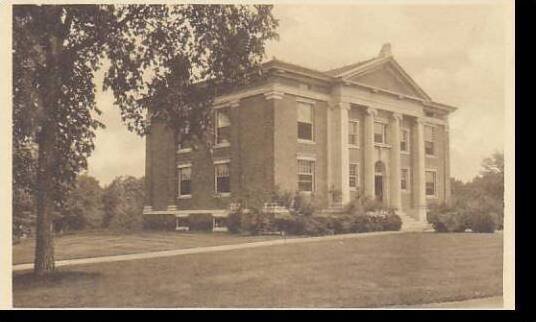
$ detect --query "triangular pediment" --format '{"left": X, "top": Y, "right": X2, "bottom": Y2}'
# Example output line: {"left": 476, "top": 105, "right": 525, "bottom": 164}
{"left": 335, "top": 57, "right": 431, "bottom": 100}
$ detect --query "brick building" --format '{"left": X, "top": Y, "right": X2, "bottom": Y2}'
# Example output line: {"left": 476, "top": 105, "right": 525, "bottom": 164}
{"left": 143, "top": 44, "right": 457, "bottom": 229}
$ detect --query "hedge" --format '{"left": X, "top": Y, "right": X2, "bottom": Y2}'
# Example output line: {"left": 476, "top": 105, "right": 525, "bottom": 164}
{"left": 227, "top": 211, "right": 402, "bottom": 236}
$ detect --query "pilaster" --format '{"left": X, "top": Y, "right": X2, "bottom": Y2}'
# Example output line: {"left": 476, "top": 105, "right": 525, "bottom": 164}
{"left": 444, "top": 122, "right": 452, "bottom": 205}
{"left": 339, "top": 102, "right": 351, "bottom": 204}
{"left": 412, "top": 117, "right": 427, "bottom": 221}
{"left": 363, "top": 107, "right": 377, "bottom": 198}
{"left": 390, "top": 113, "right": 402, "bottom": 210}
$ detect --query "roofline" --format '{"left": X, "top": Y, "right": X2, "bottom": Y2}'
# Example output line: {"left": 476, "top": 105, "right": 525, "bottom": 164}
{"left": 262, "top": 58, "right": 458, "bottom": 113}
{"left": 342, "top": 79, "right": 457, "bottom": 113}
{"left": 262, "top": 59, "right": 334, "bottom": 82}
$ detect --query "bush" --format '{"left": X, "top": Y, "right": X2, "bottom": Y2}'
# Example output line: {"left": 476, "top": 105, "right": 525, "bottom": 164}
{"left": 428, "top": 211, "right": 467, "bottom": 233}
{"left": 226, "top": 211, "right": 242, "bottom": 234}
{"left": 469, "top": 212, "right": 498, "bottom": 233}
{"left": 383, "top": 213, "right": 403, "bottom": 231}
{"left": 143, "top": 214, "right": 176, "bottom": 230}
{"left": 226, "top": 209, "right": 402, "bottom": 236}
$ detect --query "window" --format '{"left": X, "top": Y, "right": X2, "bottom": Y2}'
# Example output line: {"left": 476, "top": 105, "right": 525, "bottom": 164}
{"left": 297, "top": 103, "right": 314, "bottom": 141}
{"left": 424, "top": 125, "right": 434, "bottom": 156}
{"left": 425, "top": 170, "right": 436, "bottom": 196}
{"left": 401, "top": 168, "right": 410, "bottom": 191}
{"left": 349, "top": 163, "right": 359, "bottom": 190}
{"left": 400, "top": 129, "right": 410, "bottom": 153}
{"left": 348, "top": 120, "right": 360, "bottom": 146}
{"left": 215, "top": 163, "right": 230, "bottom": 194}
{"left": 177, "top": 142, "right": 192, "bottom": 153}
{"left": 297, "top": 159, "right": 315, "bottom": 192}
{"left": 215, "top": 109, "right": 231, "bottom": 145}
{"left": 178, "top": 166, "right": 192, "bottom": 197}
{"left": 374, "top": 122, "right": 387, "bottom": 144}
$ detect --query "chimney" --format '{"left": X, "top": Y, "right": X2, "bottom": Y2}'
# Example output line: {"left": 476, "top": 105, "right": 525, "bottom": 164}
{"left": 378, "top": 43, "right": 392, "bottom": 58}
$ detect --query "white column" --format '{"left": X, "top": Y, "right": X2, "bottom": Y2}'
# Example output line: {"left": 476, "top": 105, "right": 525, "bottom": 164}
{"left": 412, "top": 118, "right": 427, "bottom": 221}
{"left": 363, "top": 107, "right": 377, "bottom": 199}
{"left": 390, "top": 113, "right": 402, "bottom": 211}
{"left": 338, "top": 102, "right": 351, "bottom": 205}
{"left": 327, "top": 101, "right": 350, "bottom": 206}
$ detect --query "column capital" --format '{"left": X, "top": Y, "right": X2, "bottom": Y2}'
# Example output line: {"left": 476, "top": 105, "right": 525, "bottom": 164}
{"left": 264, "top": 91, "right": 284, "bottom": 100}
{"left": 392, "top": 112, "right": 403, "bottom": 122}
{"left": 365, "top": 107, "right": 378, "bottom": 116}
{"left": 415, "top": 117, "right": 425, "bottom": 125}
{"left": 329, "top": 101, "right": 351, "bottom": 111}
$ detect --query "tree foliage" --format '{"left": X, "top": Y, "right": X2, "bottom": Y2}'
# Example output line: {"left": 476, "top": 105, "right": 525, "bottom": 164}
{"left": 54, "top": 174, "right": 104, "bottom": 232}
{"left": 102, "top": 176, "right": 145, "bottom": 230}
{"left": 12, "top": 4, "right": 278, "bottom": 274}
{"left": 450, "top": 151, "right": 505, "bottom": 229}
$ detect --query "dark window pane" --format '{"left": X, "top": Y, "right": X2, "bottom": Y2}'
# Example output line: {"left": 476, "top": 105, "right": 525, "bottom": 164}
{"left": 426, "top": 183, "right": 435, "bottom": 195}
{"left": 217, "top": 177, "right": 230, "bottom": 193}
{"left": 425, "top": 141, "right": 434, "bottom": 155}
{"left": 217, "top": 126, "right": 231, "bottom": 144}
{"left": 298, "top": 122, "right": 313, "bottom": 140}
{"left": 180, "top": 180, "right": 192, "bottom": 195}
{"left": 298, "top": 174, "right": 313, "bottom": 192}
{"left": 374, "top": 133, "right": 384, "bottom": 143}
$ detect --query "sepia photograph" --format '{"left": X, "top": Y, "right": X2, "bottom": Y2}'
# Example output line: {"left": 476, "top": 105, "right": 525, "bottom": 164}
{"left": 1, "top": 0, "right": 514, "bottom": 309}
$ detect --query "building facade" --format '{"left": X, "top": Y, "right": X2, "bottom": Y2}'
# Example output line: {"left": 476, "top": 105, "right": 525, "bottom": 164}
{"left": 143, "top": 44, "right": 457, "bottom": 225}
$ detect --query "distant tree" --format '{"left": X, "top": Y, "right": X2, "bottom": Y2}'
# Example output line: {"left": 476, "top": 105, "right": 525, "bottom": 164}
{"left": 450, "top": 152, "right": 504, "bottom": 229}
{"left": 102, "top": 176, "right": 145, "bottom": 230}
{"left": 54, "top": 174, "right": 104, "bottom": 232}
{"left": 13, "top": 4, "right": 278, "bottom": 275}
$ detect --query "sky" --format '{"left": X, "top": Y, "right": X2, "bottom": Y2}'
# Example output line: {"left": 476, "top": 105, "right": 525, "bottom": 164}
{"left": 87, "top": 1, "right": 512, "bottom": 186}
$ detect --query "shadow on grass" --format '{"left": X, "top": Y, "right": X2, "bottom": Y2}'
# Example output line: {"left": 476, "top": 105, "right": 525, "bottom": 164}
{"left": 13, "top": 270, "right": 102, "bottom": 290}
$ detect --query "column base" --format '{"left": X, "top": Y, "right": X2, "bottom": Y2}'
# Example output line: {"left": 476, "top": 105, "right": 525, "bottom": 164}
{"left": 416, "top": 205, "right": 428, "bottom": 223}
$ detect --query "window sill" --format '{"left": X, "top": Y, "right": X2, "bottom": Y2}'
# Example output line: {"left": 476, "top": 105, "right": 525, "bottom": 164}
{"left": 348, "top": 145, "right": 360, "bottom": 149}
{"left": 298, "top": 191, "right": 314, "bottom": 195}
{"left": 214, "top": 142, "right": 231, "bottom": 149}
{"left": 426, "top": 195, "right": 438, "bottom": 199}
{"left": 374, "top": 143, "right": 391, "bottom": 149}
{"left": 178, "top": 195, "right": 192, "bottom": 199}
{"left": 401, "top": 190, "right": 411, "bottom": 194}
{"left": 177, "top": 148, "right": 192, "bottom": 154}
{"left": 214, "top": 192, "right": 231, "bottom": 198}
{"left": 401, "top": 151, "right": 410, "bottom": 155}
{"left": 425, "top": 154, "right": 437, "bottom": 159}
{"left": 297, "top": 139, "right": 315, "bottom": 145}
{"left": 349, "top": 187, "right": 359, "bottom": 192}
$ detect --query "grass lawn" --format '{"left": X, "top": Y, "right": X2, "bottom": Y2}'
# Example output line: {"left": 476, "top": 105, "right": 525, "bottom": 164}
{"left": 13, "top": 230, "right": 282, "bottom": 265}
{"left": 13, "top": 232, "right": 503, "bottom": 308}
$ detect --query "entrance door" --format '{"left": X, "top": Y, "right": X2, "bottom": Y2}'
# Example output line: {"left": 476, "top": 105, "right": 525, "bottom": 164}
{"left": 375, "top": 175, "right": 384, "bottom": 202}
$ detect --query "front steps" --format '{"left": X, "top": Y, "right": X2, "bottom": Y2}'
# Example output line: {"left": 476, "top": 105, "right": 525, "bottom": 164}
{"left": 398, "top": 211, "right": 433, "bottom": 232}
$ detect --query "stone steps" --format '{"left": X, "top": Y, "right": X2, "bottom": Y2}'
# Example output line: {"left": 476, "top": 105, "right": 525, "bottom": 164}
{"left": 398, "top": 213, "right": 432, "bottom": 232}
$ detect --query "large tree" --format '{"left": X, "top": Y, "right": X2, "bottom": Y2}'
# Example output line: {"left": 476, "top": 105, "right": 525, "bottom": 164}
{"left": 13, "top": 4, "right": 278, "bottom": 275}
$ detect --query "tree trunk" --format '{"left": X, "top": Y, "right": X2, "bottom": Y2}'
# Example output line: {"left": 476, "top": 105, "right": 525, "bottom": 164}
{"left": 34, "top": 125, "right": 55, "bottom": 275}
{"left": 33, "top": 29, "right": 63, "bottom": 276}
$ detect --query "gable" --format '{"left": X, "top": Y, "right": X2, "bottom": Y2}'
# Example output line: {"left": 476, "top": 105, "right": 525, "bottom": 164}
{"left": 347, "top": 63, "right": 422, "bottom": 98}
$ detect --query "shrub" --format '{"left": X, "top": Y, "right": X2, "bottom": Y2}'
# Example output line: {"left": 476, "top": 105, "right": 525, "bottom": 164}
{"left": 188, "top": 213, "right": 213, "bottom": 231}
{"left": 429, "top": 211, "right": 467, "bottom": 233}
{"left": 143, "top": 214, "right": 176, "bottom": 230}
{"left": 383, "top": 213, "right": 403, "bottom": 231}
{"left": 226, "top": 211, "right": 242, "bottom": 234}
{"left": 469, "top": 212, "right": 498, "bottom": 233}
